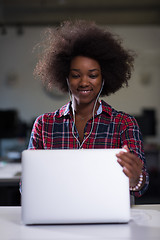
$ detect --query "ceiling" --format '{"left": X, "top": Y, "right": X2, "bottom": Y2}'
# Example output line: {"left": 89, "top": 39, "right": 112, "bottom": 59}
{"left": 0, "top": 0, "right": 160, "bottom": 26}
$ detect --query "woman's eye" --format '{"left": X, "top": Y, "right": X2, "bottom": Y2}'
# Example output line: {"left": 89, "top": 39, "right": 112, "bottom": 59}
{"left": 72, "top": 75, "right": 80, "bottom": 79}
{"left": 89, "top": 75, "right": 98, "bottom": 79}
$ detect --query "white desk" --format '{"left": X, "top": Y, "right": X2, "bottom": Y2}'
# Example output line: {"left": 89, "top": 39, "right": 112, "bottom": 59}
{"left": 0, "top": 205, "right": 160, "bottom": 240}
{"left": 0, "top": 162, "right": 21, "bottom": 181}
{"left": 0, "top": 162, "right": 21, "bottom": 205}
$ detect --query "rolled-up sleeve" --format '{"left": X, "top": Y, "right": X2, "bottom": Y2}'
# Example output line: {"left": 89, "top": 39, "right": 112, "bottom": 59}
{"left": 120, "top": 116, "right": 149, "bottom": 197}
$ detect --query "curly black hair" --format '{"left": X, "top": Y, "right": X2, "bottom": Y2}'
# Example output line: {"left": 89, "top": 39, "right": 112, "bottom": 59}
{"left": 34, "top": 20, "right": 135, "bottom": 96}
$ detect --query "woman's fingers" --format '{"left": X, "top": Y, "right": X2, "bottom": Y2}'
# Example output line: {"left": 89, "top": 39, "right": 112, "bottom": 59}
{"left": 116, "top": 147, "right": 143, "bottom": 187}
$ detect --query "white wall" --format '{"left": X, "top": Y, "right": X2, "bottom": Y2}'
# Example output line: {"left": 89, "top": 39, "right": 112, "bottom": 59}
{"left": 0, "top": 27, "right": 69, "bottom": 123}
{"left": 104, "top": 26, "right": 160, "bottom": 144}
{"left": 0, "top": 26, "right": 160, "bottom": 143}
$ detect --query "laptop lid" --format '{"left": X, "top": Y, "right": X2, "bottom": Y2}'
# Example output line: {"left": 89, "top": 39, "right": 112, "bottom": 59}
{"left": 21, "top": 149, "right": 130, "bottom": 224}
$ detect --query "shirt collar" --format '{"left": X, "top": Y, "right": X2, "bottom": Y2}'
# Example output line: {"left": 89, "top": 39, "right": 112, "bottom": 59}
{"left": 59, "top": 102, "right": 72, "bottom": 117}
{"left": 96, "top": 100, "right": 112, "bottom": 117}
{"left": 58, "top": 100, "right": 112, "bottom": 118}
{"left": 100, "top": 100, "right": 112, "bottom": 116}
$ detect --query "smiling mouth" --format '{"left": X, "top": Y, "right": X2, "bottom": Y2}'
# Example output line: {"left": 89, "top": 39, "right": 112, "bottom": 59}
{"left": 78, "top": 88, "right": 92, "bottom": 92}
{"left": 79, "top": 90, "right": 91, "bottom": 93}
{"left": 77, "top": 89, "right": 92, "bottom": 96}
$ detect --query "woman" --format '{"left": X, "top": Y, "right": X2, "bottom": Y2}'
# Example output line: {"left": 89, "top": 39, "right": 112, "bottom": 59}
{"left": 29, "top": 20, "right": 149, "bottom": 198}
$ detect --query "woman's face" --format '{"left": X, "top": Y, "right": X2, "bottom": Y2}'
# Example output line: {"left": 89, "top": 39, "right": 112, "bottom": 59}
{"left": 68, "top": 56, "right": 102, "bottom": 105}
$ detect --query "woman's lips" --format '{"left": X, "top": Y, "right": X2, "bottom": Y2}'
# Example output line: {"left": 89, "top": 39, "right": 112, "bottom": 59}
{"left": 77, "top": 89, "right": 92, "bottom": 95}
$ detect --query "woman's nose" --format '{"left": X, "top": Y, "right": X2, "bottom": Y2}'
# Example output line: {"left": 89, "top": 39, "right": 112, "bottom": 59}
{"left": 79, "top": 75, "right": 89, "bottom": 86}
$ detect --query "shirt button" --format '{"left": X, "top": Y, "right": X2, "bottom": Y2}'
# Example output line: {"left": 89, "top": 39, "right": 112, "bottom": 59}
{"left": 84, "top": 132, "right": 88, "bottom": 135}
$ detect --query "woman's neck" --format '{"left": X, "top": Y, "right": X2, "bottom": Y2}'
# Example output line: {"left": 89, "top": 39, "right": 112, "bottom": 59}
{"left": 72, "top": 99, "right": 100, "bottom": 119}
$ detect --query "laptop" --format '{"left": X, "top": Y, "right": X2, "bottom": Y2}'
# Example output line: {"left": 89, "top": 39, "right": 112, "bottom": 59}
{"left": 21, "top": 149, "right": 130, "bottom": 225}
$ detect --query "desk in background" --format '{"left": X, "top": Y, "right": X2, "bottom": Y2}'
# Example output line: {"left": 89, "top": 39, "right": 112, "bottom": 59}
{"left": 0, "top": 162, "right": 21, "bottom": 205}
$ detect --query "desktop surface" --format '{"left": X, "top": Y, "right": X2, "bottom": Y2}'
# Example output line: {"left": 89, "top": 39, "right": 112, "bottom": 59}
{"left": 0, "top": 205, "right": 160, "bottom": 240}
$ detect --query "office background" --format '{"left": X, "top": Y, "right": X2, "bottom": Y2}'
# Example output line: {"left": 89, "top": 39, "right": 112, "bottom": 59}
{"left": 0, "top": 0, "right": 160, "bottom": 205}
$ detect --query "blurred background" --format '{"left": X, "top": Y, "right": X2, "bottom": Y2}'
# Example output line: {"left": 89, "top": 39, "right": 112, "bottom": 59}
{"left": 0, "top": 0, "right": 160, "bottom": 205}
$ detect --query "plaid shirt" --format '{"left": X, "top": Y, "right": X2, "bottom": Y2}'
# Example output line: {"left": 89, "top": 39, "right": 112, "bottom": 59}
{"left": 28, "top": 100, "right": 149, "bottom": 197}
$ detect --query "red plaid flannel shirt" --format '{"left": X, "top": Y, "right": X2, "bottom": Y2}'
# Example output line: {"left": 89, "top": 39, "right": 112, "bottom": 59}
{"left": 28, "top": 100, "right": 149, "bottom": 197}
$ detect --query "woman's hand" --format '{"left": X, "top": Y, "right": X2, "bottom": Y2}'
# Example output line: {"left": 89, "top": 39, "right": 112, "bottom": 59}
{"left": 116, "top": 145, "right": 144, "bottom": 189}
